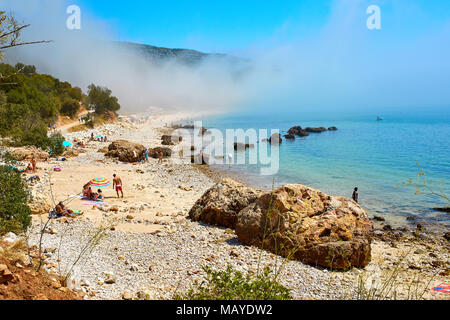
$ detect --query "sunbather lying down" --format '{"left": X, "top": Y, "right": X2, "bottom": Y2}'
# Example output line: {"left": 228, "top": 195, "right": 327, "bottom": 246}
{"left": 55, "top": 202, "right": 83, "bottom": 218}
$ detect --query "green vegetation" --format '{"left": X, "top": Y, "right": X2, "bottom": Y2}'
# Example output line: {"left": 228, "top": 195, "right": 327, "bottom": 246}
{"left": 0, "top": 62, "right": 120, "bottom": 151}
{"left": 0, "top": 12, "right": 120, "bottom": 151}
{"left": 87, "top": 84, "right": 120, "bottom": 115}
{"left": 0, "top": 62, "right": 80, "bottom": 148}
{"left": 175, "top": 265, "right": 292, "bottom": 300}
{"left": 0, "top": 165, "right": 31, "bottom": 235}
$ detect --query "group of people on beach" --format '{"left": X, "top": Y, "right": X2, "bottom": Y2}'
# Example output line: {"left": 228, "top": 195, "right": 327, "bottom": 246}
{"left": 24, "top": 157, "right": 37, "bottom": 173}
{"left": 81, "top": 174, "right": 123, "bottom": 200}
{"left": 52, "top": 174, "right": 124, "bottom": 219}
{"left": 90, "top": 133, "right": 108, "bottom": 142}
{"left": 141, "top": 148, "right": 163, "bottom": 164}
{"left": 82, "top": 183, "right": 104, "bottom": 201}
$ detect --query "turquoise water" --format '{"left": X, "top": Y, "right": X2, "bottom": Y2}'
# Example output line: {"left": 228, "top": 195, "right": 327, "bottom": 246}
{"left": 198, "top": 110, "right": 450, "bottom": 225}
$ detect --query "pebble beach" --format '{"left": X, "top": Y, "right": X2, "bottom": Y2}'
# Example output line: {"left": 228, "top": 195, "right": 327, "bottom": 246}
{"left": 19, "top": 113, "right": 449, "bottom": 301}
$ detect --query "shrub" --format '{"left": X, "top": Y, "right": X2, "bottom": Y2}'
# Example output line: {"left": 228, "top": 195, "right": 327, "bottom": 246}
{"left": 60, "top": 98, "right": 80, "bottom": 119}
{"left": 87, "top": 84, "right": 120, "bottom": 115}
{"left": 175, "top": 265, "right": 292, "bottom": 300}
{"left": 16, "top": 121, "right": 50, "bottom": 149}
{"left": 0, "top": 165, "right": 31, "bottom": 235}
{"left": 48, "top": 132, "right": 65, "bottom": 156}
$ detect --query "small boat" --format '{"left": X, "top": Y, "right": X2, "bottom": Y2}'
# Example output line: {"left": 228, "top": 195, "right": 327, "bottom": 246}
{"left": 376, "top": 116, "right": 383, "bottom": 121}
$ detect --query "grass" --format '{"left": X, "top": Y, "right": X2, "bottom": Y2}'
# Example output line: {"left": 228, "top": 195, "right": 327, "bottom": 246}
{"left": 174, "top": 265, "right": 292, "bottom": 300}
{"left": 176, "top": 180, "right": 294, "bottom": 301}
{"left": 67, "top": 113, "right": 115, "bottom": 133}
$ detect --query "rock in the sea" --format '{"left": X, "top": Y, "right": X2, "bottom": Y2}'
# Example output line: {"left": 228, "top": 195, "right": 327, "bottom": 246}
{"left": 188, "top": 178, "right": 263, "bottom": 229}
{"left": 233, "top": 143, "right": 254, "bottom": 151}
{"left": 328, "top": 127, "right": 338, "bottom": 131}
{"left": 433, "top": 207, "right": 450, "bottom": 213}
{"left": 268, "top": 133, "right": 282, "bottom": 145}
{"left": 288, "top": 126, "right": 309, "bottom": 137}
{"left": 106, "top": 140, "right": 146, "bottom": 162}
{"left": 10, "top": 146, "right": 49, "bottom": 161}
{"left": 284, "top": 134, "right": 295, "bottom": 140}
{"left": 235, "top": 184, "right": 373, "bottom": 269}
{"left": 305, "top": 127, "right": 327, "bottom": 133}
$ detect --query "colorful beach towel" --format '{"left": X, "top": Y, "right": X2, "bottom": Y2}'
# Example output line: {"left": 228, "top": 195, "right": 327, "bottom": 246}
{"left": 68, "top": 210, "right": 84, "bottom": 217}
{"left": 433, "top": 282, "right": 450, "bottom": 293}
{"left": 82, "top": 201, "right": 107, "bottom": 206}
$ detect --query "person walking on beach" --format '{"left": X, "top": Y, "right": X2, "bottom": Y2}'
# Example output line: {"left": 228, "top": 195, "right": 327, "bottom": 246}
{"left": 158, "top": 151, "right": 163, "bottom": 164}
{"left": 352, "top": 187, "right": 359, "bottom": 203}
{"left": 113, "top": 174, "right": 124, "bottom": 198}
{"left": 31, "top": 157, "right": 37, "bottom": 173}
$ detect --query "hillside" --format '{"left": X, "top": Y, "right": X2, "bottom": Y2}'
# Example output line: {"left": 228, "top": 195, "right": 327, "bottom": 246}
{"left": 116, "top": 41, "right": 249, "bottom": 70}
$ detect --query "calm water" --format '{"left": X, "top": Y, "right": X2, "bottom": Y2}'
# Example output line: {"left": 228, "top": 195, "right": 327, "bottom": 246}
{"left": 196, "top": 110, "right": 450, "bottom": 225}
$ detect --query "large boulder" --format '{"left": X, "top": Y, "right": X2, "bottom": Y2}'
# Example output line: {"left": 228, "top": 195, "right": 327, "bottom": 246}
{"left": 10, "top": 146, "right": 49, "bottom": 162}
{"left": 106, "top": 140, "right": 146, "bottom": 162}
{"left": 62, "top": 148, "right": 85, "bottom": 158}
{"left": 236, "top": 185, "right": 373, "bottom": 269}
{"left": 28, "top": 191, "right": 53, "bottom": 215}
{"left": 189, "top": 178, "right": 263, "bottom": 229}
{"left": 288, "top": 126, "right": 309, "bottom": 137}
{"left": 149, "top": 147, "right": 172, "bottom": 158}
{"left": 161, "top": 135, "right": 182, "bottom": 146}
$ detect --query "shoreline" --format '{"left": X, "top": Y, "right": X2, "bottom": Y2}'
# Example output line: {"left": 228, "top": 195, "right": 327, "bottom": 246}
{"left": 202, "top": 163, "right": 449, "bottom": 238}
{"left": 8, "top": 111, "right": 448, "bottom": 300}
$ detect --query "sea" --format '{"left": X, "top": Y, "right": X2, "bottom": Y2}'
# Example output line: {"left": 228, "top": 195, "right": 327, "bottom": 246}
{"left": 193, "top": 108, "right": 449, "bottom": 227}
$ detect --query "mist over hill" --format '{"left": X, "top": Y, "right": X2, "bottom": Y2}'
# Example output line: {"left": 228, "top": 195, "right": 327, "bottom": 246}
{"left": 117, "top": 41, "right": 228, "bottom": 65}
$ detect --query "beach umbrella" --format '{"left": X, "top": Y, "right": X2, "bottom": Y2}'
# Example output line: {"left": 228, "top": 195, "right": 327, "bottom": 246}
{"left": 89, "top": 177, "right": 111, "bottom": 188}
{"left": 62, "top": 141, "right": 72, "bottom": 147}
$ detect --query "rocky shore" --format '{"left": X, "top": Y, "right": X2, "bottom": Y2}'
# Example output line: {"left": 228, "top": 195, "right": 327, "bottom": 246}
{"left": 4, "top": 113, "right": 449, "bottom": 300}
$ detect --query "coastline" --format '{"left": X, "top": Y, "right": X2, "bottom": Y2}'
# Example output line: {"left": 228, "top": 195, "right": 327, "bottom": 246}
{"left": 8, "top": 111, "right": 448, "bottom": 300}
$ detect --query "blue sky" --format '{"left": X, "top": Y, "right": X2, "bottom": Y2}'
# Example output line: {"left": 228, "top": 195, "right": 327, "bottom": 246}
{"left": 2, "top": 0, "right": 449, "bottom": 112}
{"left": 71, "top": 0, "right": 450, "bottom": 53}
{"left": 74, "top": 0, "right": 332, "bottom": 51}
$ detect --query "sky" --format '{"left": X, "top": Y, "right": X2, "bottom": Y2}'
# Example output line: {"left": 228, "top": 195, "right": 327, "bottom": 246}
{"left": 73, "top": 0, "right": 450, "bottom": 53}
{"left": 1, "top": 0, "right": 450, "bottom": 115}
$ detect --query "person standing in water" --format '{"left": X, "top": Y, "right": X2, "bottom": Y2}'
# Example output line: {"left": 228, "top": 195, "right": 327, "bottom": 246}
{"left": 352, "top": 187, "right": 359, "bottom": 203}
{"left": 113, "top": 174, "right": 124, "bottom": 198}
